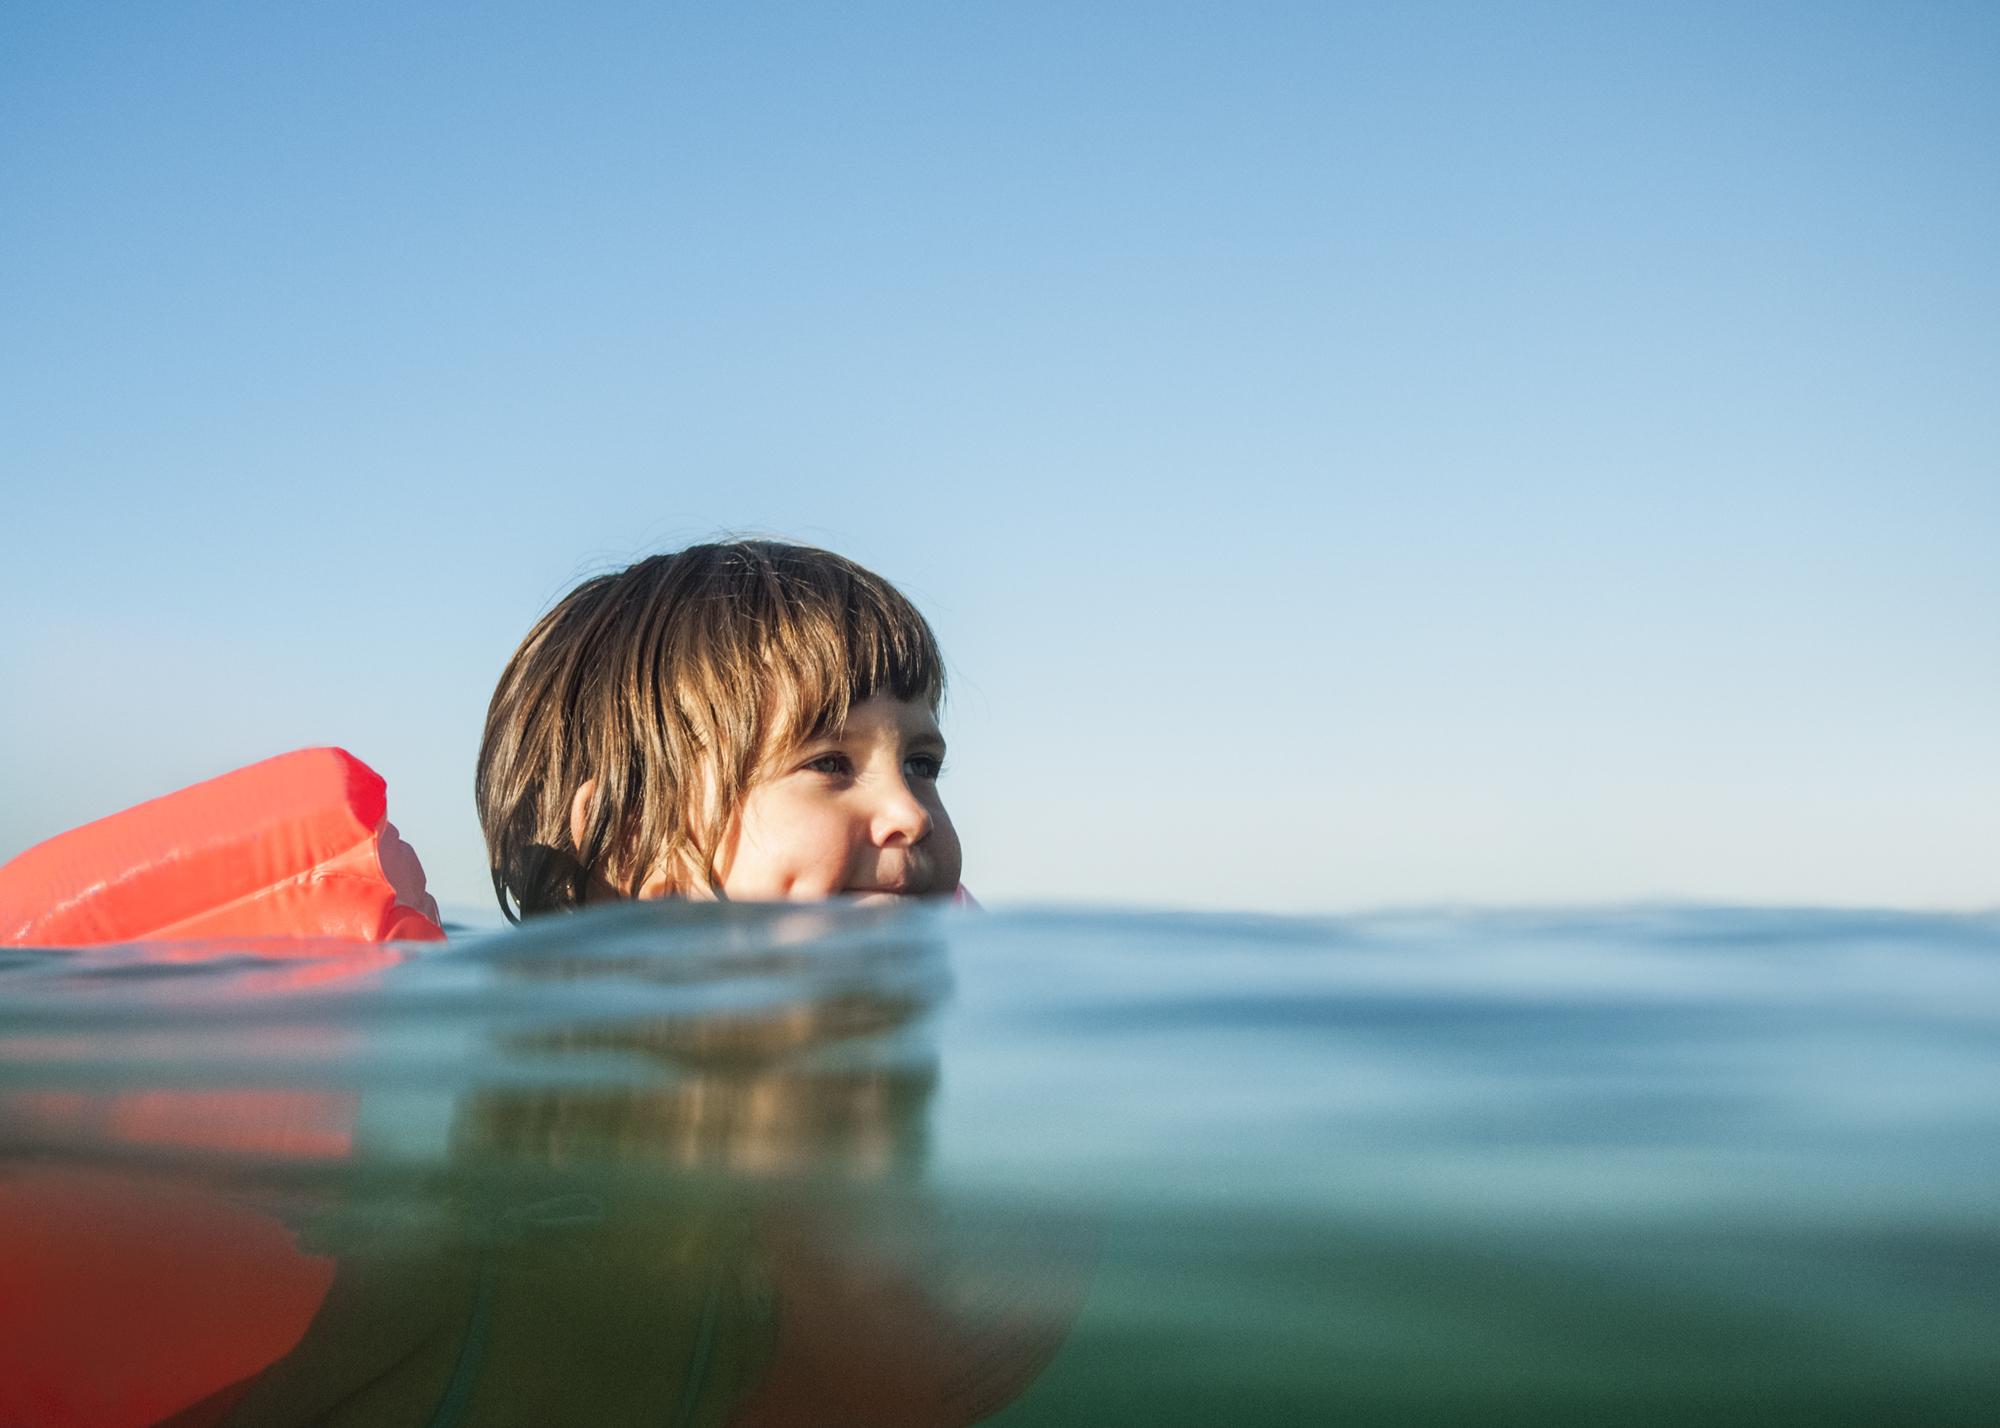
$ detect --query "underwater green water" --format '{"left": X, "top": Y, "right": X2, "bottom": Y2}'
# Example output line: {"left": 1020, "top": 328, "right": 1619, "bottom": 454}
{"left": 4, "top": 903, "right": 1998, "bottom": 1425}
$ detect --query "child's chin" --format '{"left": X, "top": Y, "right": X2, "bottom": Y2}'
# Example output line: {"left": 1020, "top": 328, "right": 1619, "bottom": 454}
{"left": 844, "top": 890, "right": 920, "bottom": 907}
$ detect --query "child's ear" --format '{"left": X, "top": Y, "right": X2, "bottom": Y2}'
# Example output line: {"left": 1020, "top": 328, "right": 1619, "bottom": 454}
{"left": 575, "top": 778, "right": 679, "bottom": 899}
{"left": 568, "top": 780, "right": 598, "bottom": 856}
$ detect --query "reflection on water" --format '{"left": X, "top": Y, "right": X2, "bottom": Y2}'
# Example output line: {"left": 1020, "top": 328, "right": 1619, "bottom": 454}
{"left": 2, "top": 903, "right": 1998, "bottom": 1425}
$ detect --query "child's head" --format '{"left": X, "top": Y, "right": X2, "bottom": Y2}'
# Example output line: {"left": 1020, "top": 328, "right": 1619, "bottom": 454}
{"left": 477, "top": 540, "right": 959, "bottom": 920}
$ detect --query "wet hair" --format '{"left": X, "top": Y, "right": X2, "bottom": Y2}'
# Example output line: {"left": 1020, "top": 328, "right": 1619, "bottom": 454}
{"left": 477, "top": 540, "right": 944, "bottom": 920}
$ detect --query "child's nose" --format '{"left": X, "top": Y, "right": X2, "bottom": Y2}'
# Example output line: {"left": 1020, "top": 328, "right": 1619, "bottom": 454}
{"left": 871, "top": 779, "right": 933, "bottom": 847}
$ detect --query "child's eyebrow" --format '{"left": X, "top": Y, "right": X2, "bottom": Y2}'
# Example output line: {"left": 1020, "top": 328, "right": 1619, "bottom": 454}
{"left": 799, "top": 724, "right": 946, "bottom": 753}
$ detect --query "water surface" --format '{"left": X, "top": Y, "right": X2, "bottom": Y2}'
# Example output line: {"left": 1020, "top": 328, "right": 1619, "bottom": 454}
{"left": 4, "top": 903, "right": 1998, "bottom": 1425}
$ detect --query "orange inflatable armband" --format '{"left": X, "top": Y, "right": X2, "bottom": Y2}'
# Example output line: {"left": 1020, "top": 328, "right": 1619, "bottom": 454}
{"left": 0, "top": 748, "right": 444, "bottom": 946}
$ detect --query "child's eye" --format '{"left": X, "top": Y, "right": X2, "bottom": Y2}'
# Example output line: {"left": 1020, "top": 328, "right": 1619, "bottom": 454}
{"left": 802, "top": 753, "right": 853, "bottom": 777}
{"left": 905, "top": 754, "right": 945, "bottom": 781}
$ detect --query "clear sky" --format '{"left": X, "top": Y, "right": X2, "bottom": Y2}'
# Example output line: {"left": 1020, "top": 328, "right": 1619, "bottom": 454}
{"left": 3, "top": 2, "right": 1995, "bottom": 915}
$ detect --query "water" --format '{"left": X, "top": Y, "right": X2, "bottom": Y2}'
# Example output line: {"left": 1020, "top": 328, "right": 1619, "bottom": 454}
{"left": 4, "top": 903, "right": 1999, "bottom": 1426}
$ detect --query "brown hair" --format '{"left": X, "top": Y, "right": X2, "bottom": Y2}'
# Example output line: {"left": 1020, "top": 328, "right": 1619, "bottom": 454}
{"left": 476, "top": 540, "right": 944, "bottom": 920}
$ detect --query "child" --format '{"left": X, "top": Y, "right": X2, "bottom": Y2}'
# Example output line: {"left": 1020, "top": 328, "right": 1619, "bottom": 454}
{"left": 0, "top": 542, "right": 1001, "bottom": 1428}
{"left": 476, "top": 540, "right": 963, "bottom": 920}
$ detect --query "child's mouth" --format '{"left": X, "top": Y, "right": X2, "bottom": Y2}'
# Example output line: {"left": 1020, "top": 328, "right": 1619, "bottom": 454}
{"left": 844, "top": 877, "right": 940, "bottom": 903}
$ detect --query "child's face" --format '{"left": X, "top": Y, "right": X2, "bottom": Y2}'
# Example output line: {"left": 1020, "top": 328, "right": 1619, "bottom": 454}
{"left": 713, "top": 695, "right": 962, "bottom": 902}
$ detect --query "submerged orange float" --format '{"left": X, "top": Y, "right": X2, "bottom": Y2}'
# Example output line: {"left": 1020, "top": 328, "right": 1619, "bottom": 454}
{"left": 0, "top": 749, "right": 437, "bottom": 1427}
{"left": 0, "top": 747, "right": 444, "bottom": 947}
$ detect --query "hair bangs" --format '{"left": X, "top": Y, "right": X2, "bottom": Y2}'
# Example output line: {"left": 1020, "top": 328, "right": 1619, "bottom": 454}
{"left": 752, "top": 547, "right": 944, "bottom": 753}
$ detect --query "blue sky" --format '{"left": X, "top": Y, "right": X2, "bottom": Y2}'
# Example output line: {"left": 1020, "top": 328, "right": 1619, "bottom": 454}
{"left": 3, "top": 2, "right": 1995, "bottom": 913}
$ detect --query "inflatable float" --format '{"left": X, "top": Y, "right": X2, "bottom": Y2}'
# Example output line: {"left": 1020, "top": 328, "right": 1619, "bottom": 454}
{"left": 0, "top": 748, "right": 444, "bottom": 947}
{"left": 0, "top": 749, "right": 439, "bottom": 1427}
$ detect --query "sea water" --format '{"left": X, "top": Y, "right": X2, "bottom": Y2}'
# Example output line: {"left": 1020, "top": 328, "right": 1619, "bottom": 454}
{"left": 4, "top": 902, "right": 1998, "bottom": 1426}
